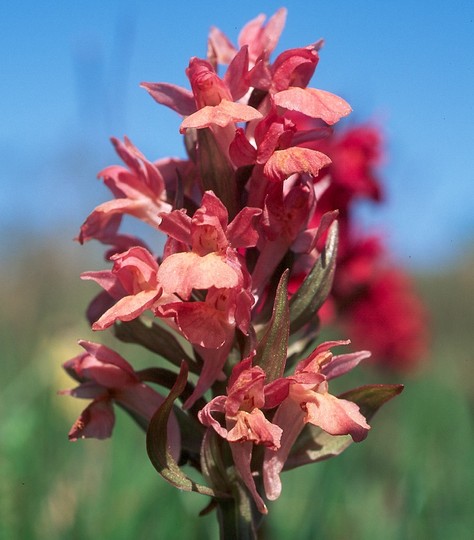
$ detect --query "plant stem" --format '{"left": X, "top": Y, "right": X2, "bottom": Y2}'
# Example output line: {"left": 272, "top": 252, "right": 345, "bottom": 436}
{"left": 216, "top": 484, "right": 260, "bottom": 540}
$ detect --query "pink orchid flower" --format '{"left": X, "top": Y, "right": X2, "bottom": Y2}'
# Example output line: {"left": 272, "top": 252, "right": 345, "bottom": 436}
{"left": 199, "top": 356, "right": 284, "bottom": 514}
{"left": 81, "top": 246, "right": 169, "bottom": 330}
{"left": 142, "top": 57, "right": 262, "bottom": 160}
{"left": 160, "top": 286, "right": 253, "bottom": 350}
{"left": 60, "top": 341, "right": 180, "bottom": 459}
{"left": 230, "top": 109, "right": 332, "bottom": 186}
{"left": 262, "top": 341, "right": 371, "bottom": 500}
{"left": 181, "top": 57, "right": 261, "bottom": 129}
{"left": 180, "top": 57, "right": 263, "bottom": 161}
{"left": 78, "top": 137, "right": 171, "bottom": 245}
{"left": 157, "top": 190, "right": 261, "bottom": 300}
{"left": 252, "top": 41, "right": 351, "bottom": 122}
{"left": 155, "top": 191, "right": 260, "bottom": 407}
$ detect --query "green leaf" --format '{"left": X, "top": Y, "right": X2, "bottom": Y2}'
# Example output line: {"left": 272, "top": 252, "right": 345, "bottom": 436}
{"left": 283, "top": 426, "right": 352, "bottom": 470}
{"left": 289, "top": 221, "right": 338, "bottom": 332}
{"left": 284, "top": 383, "right": 404, "bottom": 470}
{"left": 339, "top": 384, "right": 405, "bottom": 421}
{"left": 146, "top": 361, "right": 224, "bottom": 497}
{"left": 197, "top": 128, "right": 238, "bottom": 219}
{"left": 254, "top": 270, "right": 290, "bottom": 382}
{"left": 114, "top": 318, "right": 199, "bottom": 373}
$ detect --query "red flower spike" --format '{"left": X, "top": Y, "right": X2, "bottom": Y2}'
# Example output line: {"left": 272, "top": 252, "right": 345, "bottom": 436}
{"left": 65, "top": 9, "right": 411, "bottom": 526}
{"left": 343, "top": 268, "right": 429, "bottom": 372}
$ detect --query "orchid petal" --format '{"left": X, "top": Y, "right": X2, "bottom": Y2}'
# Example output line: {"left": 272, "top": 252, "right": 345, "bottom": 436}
{"left": 158, "top": 252, "right": 239, "bottom": 299}
{"left": 271, "top": 46, "right": 319, "bottom": 92}
{"left": 167, "top": 300, "right": 232, "bottom": 348}
{"left": 238, "top": 8, "right": 287, "bottom": 64}
{"left": 264, "top": 147, "right": 331, "bottom": 182}
{"left": 263, "top": 399, "right": 304, "bottom": 500}
{"left": 230, "top": 441, "right": 268, "bottom": 514}
{"left": 208, "top": 26, "right": 237, "bottom": 65}
{"left": 227, "top": 207, "right": 262, "bottom": 248}
{"left": 224, "top": 46, "right": 250, "bottom": 101}
{"left": 81, "top": 269, "right": 127, "bottom": 299}
{"left": 229, "top": 128, "right": 258, "bottom": 167}
{"left": 77, "top": 340, "right": 137, "bottom": 374}
{"left": 304, "top": 392, "right": 370, "bottom": 442}
{"left": 274, "top": 87, "right": 352, "bottom": 125}
{"left": 227, "top": 409, "right": 282, "bottom": 450}
{"left": 159, "top": 208, "right": 192, "bottom": 244}
{"left": 92, "top": 289, "right": 162, "bottom": 330}
{"left": 322, "top": 350, "right": 372, "bottom": 380}
{"left": 180, "top": 100, "right": 262, "bottom": 132}
{"left": 198, "top": 396, "right": 228, "bottom": 439}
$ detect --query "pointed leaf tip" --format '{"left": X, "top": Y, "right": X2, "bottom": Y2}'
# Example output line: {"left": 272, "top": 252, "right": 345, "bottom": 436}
{"left": 289, "top": 221, "right": 338, "bottom": 332}
{"left": 255, "top": 269, "right": 290, "bottom": 382}
{"left": 339, "top": 384, "right": 405, "bottom": 421}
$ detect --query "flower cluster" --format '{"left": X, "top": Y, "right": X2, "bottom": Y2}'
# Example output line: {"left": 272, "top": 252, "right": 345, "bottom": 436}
{"left": 62, "top": 8, "right": 407, "bottom": 523}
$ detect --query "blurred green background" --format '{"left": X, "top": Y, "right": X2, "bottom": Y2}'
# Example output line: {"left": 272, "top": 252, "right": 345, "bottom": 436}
{"left": 1, "top": 240, "right": 473, "bottom": 540}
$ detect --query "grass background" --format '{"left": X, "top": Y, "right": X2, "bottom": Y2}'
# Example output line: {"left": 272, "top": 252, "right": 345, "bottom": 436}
{"left": 1, "top": 240, "right": 473, "bottom": 539}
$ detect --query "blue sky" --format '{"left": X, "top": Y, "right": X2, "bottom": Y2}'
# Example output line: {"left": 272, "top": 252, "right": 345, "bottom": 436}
{"left": 1, "top": 0, "right": 473, "bottom": 269}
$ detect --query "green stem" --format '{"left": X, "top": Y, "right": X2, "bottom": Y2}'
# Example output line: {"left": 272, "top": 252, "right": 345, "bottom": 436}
{"left": 216, "top": 484, "right": 260, "bottom": 540}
